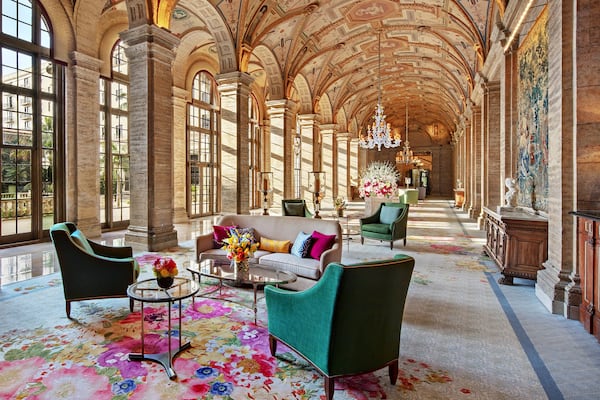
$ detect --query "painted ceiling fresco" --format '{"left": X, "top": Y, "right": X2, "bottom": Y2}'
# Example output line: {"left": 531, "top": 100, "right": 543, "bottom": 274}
{"left": 109, "top": 0, "right": 514, "bottom": 145}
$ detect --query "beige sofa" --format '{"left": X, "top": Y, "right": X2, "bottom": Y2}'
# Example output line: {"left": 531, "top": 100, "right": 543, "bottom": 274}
{"left": 196, "top": 215, "right": 342, "bottom": 290}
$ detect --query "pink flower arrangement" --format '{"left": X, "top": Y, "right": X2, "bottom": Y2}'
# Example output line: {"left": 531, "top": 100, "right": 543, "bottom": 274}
{"left": 152, "top": 256, "right": 178, "bottom": 278}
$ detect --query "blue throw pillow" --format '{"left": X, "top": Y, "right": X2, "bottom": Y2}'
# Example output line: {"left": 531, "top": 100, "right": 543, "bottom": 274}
{"left": 291, "top": 231, "right": 313, "bottom": 258}
{"left": 380, "top": 205, "right": 401, "bottom": 225}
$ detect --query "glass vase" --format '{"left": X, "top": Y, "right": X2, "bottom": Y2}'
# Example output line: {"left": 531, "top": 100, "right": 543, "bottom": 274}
{"left": 156, "top": 276, "right": 174, "bottom": 289}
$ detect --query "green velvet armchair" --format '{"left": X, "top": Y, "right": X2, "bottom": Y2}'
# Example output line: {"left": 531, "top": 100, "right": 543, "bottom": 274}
{"left": 281, "top": 199, "right": 313, "bottom": 217}
{"left": 360, "top": 202, "right": 409, "bottom": 249}
{"left": 265, "top": 255, "right": 415, "bottom": 400}
{"left": 50, "top": 222, "right": 140, "bottom": 318}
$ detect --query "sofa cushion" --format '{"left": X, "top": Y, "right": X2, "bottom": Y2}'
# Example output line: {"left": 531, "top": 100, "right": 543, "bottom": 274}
{"left": 309, "top": 231, "right": 336, "bottom": 260}
{"left": 71, "top": 230, "right": 94, "bottom": 254}
{"left": 213, "top": 225, "right": 237, "bottom": 248}
{"left": 380, "top": 205, "right": 401, "bottom": 224}
{"left": 291, "top": 231, "right": 313, "bottom": 258}
{"left": 260, "top": 237, "right": 291, "bottom": 253}
{"left": 284, "top": 202, "right": 305, "bottom": 216}
{"left": 362, "top": 223, "right": 391, "bottom": 234}
{"left": 259, "top": 253, "right": 321, "bottom": 280}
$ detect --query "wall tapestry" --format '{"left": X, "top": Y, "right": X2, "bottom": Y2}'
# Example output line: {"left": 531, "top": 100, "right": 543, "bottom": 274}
{"left": 517, "top": 7, "right": 548, "bottom": 212}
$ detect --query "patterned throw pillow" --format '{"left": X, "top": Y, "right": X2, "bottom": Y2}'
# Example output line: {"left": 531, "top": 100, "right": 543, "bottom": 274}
{"left": 260, "top": 237, "right": 291, "bottom": 253}
{"left": 291, "top": 231, "right": 313, "bottom": 258}
{"left": 237, "top": 227, "right": 257, "bottom": 243}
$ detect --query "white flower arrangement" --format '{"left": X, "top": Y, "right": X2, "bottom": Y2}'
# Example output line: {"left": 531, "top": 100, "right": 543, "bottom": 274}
{"left": 359, "top": 161, "right": 400, "bottom": 198}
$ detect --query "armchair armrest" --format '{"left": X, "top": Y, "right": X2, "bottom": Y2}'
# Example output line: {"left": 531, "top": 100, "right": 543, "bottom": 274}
{"left": 390, "top": 206, "right": 409, "bottom": 236}
{"left": 318, "top": 243, "right": 342, "bottom": 276}
{"left": 360, "top": 211, "right": 380, "bottom": 225}
{"left": 89, "top": 240, "right": 133, "bottom": 259}
{"left": 196, "top": 232, "right": 215, "bottom": 261}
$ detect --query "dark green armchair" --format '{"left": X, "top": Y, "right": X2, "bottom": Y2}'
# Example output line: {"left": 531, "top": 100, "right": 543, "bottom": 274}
{"left": 50, "top": 222, "right": 140, "bottom": 318}
{"left": 281, "top": 199, "right": 313, "bottom": 217}
{"left": 360, "top": 202, "right": 409, "bottom": 249}
{"left": 265, "top": 255, "right": 415, "bottom": 400}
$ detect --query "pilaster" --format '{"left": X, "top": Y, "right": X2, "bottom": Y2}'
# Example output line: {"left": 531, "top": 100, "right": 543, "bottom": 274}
{"left": 69, "top": 51, "right": 102, "bottom": 237}
{"left": 336, "top": 133, "right": 350, "bottom": 200}
{"left": 266, "top": 99, "right": 296, "bottom": 205}
{"left": 172, "top": 86, "right": 189, "bottom": 223}
{"left": 298, "top": 114, "right": 319, "bottom": 201}
{"left": 120, "top": 24, "right": 179, "bottom": 251}
{"left": 319, "top": 124, "right": 336, "bottom": 205}
{"left": 216, "top": 71, "right": 254, "bottom": 214}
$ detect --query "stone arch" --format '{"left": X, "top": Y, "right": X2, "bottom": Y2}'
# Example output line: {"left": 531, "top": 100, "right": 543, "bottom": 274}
{"left": 172, "top": 29, "right": 219, "bottom": 89}
{"left": 292, "top": 74, "right": 313, "bottom": 114}
{"left": 38, "top": 0, "right": 76, "bottom": 62}
{"left": 318, "top": 94, "right": 333, "bottom": 124}
{"left": 252, "top": 44, "right": 284, "bottom": 100}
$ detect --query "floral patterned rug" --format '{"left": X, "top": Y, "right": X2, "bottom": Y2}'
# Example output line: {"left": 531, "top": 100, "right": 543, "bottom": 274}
{"left": 0, "top": 202, "right": 550, "bottom": 399}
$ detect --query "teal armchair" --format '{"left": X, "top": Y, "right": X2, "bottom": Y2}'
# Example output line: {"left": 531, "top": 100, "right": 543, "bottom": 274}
{"left": 360, "top": 202, "right": 409, "bottom": 249}
{"left": 281, "top": 199, "right": 313, "bottom": 217}
{"left": 265, "top": 255, "right": 415, "bottom": 400}
{"left": 50, "top": 222, "right": 140, "bottom": 318}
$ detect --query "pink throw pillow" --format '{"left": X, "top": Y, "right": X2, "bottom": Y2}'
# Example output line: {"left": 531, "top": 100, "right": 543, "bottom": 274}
{"left": 309, "top": 231, "right": 336, "bottom": 260}
{"left": 213, "top": 225, "right": 237, "bottom": 248}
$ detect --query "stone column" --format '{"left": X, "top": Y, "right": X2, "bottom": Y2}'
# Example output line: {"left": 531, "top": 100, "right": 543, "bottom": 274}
{"left": 297, "top": 114, "right": 318, "bottom": 201}
{"left": 320, "top": 124, "right": 336, "bottom": 208}
{"left": 501, "top": 43, "right": 519, "bottom": 192}
{"left": 217, "top": 72, "right": 254, "bottom": 215}
{"left": 537, "top": 0, "right": 578, "bottom": 318}
{"left": 266, "top": 99, "right": 296, "bottom": 205}
{"left": 486, "top": 82, "right": 502, "bottom": 209}
{"left": 121, "top": 25, "right": 179, "bottom": 251}
{"left": 336, "top": 133, "right": 350, "bottom": 199}
{"left": 478, "top": 85, "right": 489, "bottom": 229}
{"left": 68, "top": 52, "right": 102, "bottom": 237}
{"left": 470, "top": 106, "right": 482, "bottom": 220}
{"left": 172, "top": 86, "right": 189, "bottom": 223}
{"left": 349, "top": 138, "right": 360, "bottom": 199}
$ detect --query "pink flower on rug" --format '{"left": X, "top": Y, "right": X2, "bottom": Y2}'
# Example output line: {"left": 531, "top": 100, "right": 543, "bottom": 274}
{"left": 32, "top": 364, "right": 112, "bottom": 399}
{"left": 335, "top": 373, "right": 386, "bottom": 400}
{"left": 97, "top": 336, "right": 148, "bottom": 378}
{"left": 0, "top": 357, "right": 45, "bottom": 398}
{"left": 186, "top": 299, "right": 231, "bottom": 319}
{"left": 236, "top": 324, "right": 270, "bottom": 354}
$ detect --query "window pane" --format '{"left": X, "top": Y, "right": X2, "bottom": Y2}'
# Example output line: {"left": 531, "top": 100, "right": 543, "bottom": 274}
{"left": 41, "top": 60, "right": 54, "bottom": 94}
{"left": 40, "top": 15, "right": 50, "bottom": 48}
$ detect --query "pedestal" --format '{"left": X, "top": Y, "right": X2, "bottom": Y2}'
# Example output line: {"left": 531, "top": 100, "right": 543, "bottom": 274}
{"left": 365, "top": 197, "right": 387, "bottom": 216}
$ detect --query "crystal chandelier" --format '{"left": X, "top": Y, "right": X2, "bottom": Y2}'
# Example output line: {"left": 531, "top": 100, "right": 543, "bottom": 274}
{"left": 397, "top": 104, "right": 414, "bottom": 164}
{"left": 359, "top": 31, "right": 401, "bottom": 151}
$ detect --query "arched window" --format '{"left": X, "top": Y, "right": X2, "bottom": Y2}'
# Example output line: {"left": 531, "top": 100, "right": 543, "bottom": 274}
{"left": 1, "top": 0, "right": 61, "bottom": 244}
{"left": 188, "top": 71, "right": 220, "bottom": 217}
{"left": 99, "top": 41, "right": 130, "bottom": 228}
{"left": 248, "top": 95, "right": 261, "bottom": 209}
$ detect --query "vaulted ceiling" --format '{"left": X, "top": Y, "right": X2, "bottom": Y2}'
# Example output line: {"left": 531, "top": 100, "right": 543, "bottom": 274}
{"left": 122, "top": 0, "right": 509, "bottom": 146}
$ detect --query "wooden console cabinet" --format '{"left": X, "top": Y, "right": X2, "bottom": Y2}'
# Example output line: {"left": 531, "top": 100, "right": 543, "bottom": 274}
{"left": 570, "top": 211, "right": 600, "bottom": 342}
{"left": 483, "top": 207, "right": 548, "bottom": 285}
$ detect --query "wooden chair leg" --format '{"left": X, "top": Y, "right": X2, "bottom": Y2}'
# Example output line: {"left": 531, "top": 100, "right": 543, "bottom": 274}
{"left": 403, "top": 237, "right": 407, "bottom": 246}
{"left": 268, "top": 334, "right": 278, "bottom": 356}
{"left": 390, "top": 241, "right": 393, "bottom": 250}
{"left": 129, "top": 298, "right": 135, "bottom": 312}
{"left": 66, "top": 301, "right": 72, "bottom": 319}
{"left": 389, "top": 361, "right": 399, "bottom": 385}
{"left": 324, "top": 376, "right": 335, "bottom": 400}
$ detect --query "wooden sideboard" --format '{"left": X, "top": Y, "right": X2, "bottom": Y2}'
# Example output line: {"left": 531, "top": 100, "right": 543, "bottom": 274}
{"left": 570, "top": 211, "right": 600, "bottom": 342}
{"left": 483, "top": 207, "right": 548, "bottom": 285}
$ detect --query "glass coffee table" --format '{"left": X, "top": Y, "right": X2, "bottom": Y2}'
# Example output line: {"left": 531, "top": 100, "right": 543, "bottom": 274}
{"left": 187, "top": 259, "right": 297, "bottom": 324}
{"left": 127, "top": 277, "right": 198, "bottom": 379}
